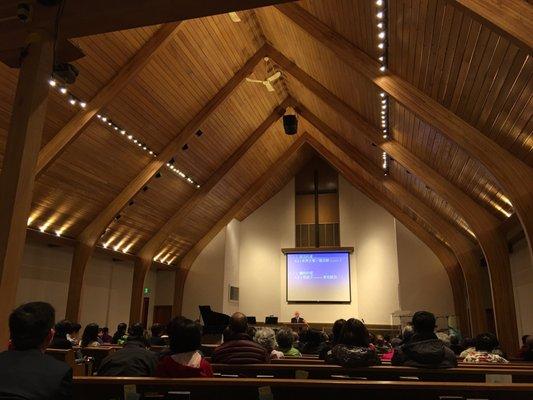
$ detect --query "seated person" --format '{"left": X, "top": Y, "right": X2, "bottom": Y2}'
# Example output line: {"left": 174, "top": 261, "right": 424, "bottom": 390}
{"left": 149, "top": 323, "right": 167, "bottom": 346}
{"left": 449, "top": 334, "right": 464, "bottom": 355}
{"left": 49, "top": 320, "right": 73, "bottom": 349}
{"left": 291, "top": 311, "right": 305, "bottom": 324}
{"left": 318, "top": 319, "right": 345, "bottom": 360}
{"left": 276, "top": 328, "right": 302, "bottom": 357}
{"left": 522, "top": 335, "right": 533, "bottom": 361}
{"left": 298, "top": 328, "right": 326, "bottom": 355}
{"left": 326, "top": 318, "right": 381, "bottom": 367}
{"left": 463, "top": 333, "right": 509, "bottom": 364}
{"left": 0, "top": 302, "right": 72, "bottom": 399}
{"left": 112, "top": 322, "right": 128, "bottom": 345}
{"left": 392, "top": 311, "right": 457, "bottom": 368}
{"left": 212, "top": 312, "right": 269, "bottom": 364}
{"left": 100, "top": 327, "right": 113, "bottom": 344}
{"left": 254, "top": 328, "right": 284, "bottom": 359}
{"left": 67, "top": 322, "right": 81, "bottom": 345}
{"left": 156, "top": 317, "right": 213, "bottom": 377}
{"left": 459, "top": 337, "right": 476, "bottom": 358}
{"left": 98, "top": 323, "right": 158, "bottom": 376}
{"left": 80, "top": 323, "right": 101, "bottom": 347}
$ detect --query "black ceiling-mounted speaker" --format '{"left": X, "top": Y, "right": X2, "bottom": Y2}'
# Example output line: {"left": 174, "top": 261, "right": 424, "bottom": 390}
{"left": 53, "top": 63, "right": 79, "bottom": 85}
{"left": 283, "top": 114, "right": 298, "bottom": 135}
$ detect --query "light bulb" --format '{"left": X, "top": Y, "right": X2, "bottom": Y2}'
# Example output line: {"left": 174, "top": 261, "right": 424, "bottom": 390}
{"left": 376, "top": 12, "right": 383, "bottom": 19}
{"left": 380, "top": 66, "right": 386, "bottom": 72}
{"left": 79, "top": 101, "right": 87, "bottom": 108}
{"left": 378, "top": 42, "right": 384, "bottom": 49}
{"left": 48, "top": 79, "right": 57, "bottom": 87}
{"left": 380, "top": 92, "right": 386, "bottom": 98}
{"left": 60, "top": 87, "right": 67, "bottom": 94}
{"left": 102, "top": 117, "right": 107, "bottom": 122}
{"left": 376, "top": 0, "right": 383, "bottom": 5}
{"left": 69, "top": 98, "right": 76, "bottom": 106}
{"left": 378, "top": 31, "right": 385, "bottom": 39}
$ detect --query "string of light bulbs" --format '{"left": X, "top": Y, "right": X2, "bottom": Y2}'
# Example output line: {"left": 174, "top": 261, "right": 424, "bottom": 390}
{"left": 47, "top": 77, "right": 200, "bottom": 189}
{"left": 376, "top": 0, "right": 389, "bottom": 176}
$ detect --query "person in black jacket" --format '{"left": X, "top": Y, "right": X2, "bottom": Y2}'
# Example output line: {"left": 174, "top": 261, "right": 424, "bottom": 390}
{"left": 325, "top": 318, "right": 381, "bottom": 367}
{"left": 112, "top": 322, "right": 128, "bottom": 344}
{"left": 0, "top": 302, "right": 72, "bottom": 399}
{"left": 98, "top": 323, "right": 158, "bottom": 376}
{"left": 49, "top": 320, "right": 73, "bottom": 350}
{"left": 392, "top": 311, "right": 457, "bottom": 368}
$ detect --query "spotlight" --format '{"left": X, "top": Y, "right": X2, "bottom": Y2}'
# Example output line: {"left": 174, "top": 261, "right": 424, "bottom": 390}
{"left": 69, "top": 98, "right": 76, "bottom": 106}
{"left": 59, "top": 87, "right": 67, "bottom": 94}
{"left": 79, "top": 101, "right": 87, "bottom": 108}
{"left": 380, "top": 66, "right": 386, "bottom": 72}
{"left": 48, "top": 78, "right": 57, "bottom": 87}
{"left": 283, "top": 114, "right": 298, "bottom": 135}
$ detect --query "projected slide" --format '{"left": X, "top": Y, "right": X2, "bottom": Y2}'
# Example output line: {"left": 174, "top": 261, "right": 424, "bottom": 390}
{"left": 286, "top": 252, "right": 351, "bottom": 303}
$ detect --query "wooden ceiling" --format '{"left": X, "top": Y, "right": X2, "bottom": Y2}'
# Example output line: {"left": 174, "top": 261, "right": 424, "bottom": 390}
{"left": 0, "top": 0, "right": 531, "bottom": 269}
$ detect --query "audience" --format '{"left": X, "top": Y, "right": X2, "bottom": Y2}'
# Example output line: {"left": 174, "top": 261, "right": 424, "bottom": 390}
{"left": 459, "top": 337, "right": 476, "bottom": 358}
{"left": 98, "top": 323, "right": 158, "bottom": 376}
{"left": 212, "top": 312, "right": 269, "bottom": 364}
{"left": 49, "top": 320, "right": 73, "bottom": 350}
{"left": 112, "top": 322, "right": 128, "bottom": 345}
{"left": 67, "top": 322, "right": 81, "bottom": 345}
{"left": 522, "top": 335, "right": 533, "bottom": 362}
{"left": 254, "top": 328, "right": 284, "bottom": 359}
{"left": 0, "top": 302, "right": 72, "bottom": 399}
{"left": 463, "top": 333, "right": 509, "bottom": 364}
{"left": 156, "top": 317, "right": 213, "bottom": 377}
{"left": 318, "top": 319, "right": 345, "bottom": 360}
{"left": 276, "top": 328, "right": 302, "bottom": 357}
{"left": 81, "top": 323, "right": 101, "bottom": 347}
{"left": 100, "top": 327, "right": 113, "bottom": 344}
{"left": 149, "top": 323, "right": 167, "bottom": 346}
{"left": 392, "top": 311, "right": 457, "bottom": 368}
{"left": 326, "top": 318, "right": 381, "bottom": 367}
{"left": 298, "top": 328, "right": 326, "bottom": 355}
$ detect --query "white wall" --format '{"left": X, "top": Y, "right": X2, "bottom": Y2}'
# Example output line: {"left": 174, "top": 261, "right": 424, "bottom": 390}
{"left": 16, "top": 241, "right": 157, "bottom": 330}
{"left": 395, "top": 221, "right": 454, "bottom": 317}
{"left": 155, "top": 270, "right": 175, "bottom": 306}
{"left": 222, "top": 219, "right": 240, "bottom": 315}
{"left": 510, "top": 239, "right": 533, "bottom": 338}
{"left": 181, "top": 228, "right": 226, "bottom": 320}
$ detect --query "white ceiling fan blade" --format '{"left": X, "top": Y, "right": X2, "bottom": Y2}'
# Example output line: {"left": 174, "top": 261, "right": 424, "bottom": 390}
{"left": 229, "top": 12, "right": 241, "bottom": 22}
{"left": 266, "top": 71, "right": 282, "bottom": 83}
{"left": 245, "top": 77, "right": 264, "bottom": 84}
{"left": 265, "top": 81, "right": 276, "bottom": 92}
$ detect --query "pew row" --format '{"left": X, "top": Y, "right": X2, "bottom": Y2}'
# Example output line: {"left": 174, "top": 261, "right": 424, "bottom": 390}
{"left": 44, "top": 349, "right": 86, "bottom": 376}
{"left": 211, "top": 363, "right": 533, "bottom": 383}
{"left": 73, "top": 377, "right": 533, "bottom": 400}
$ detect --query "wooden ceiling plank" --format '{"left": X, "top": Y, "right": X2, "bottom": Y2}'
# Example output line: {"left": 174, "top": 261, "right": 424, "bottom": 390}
{"left": 447, "top": 0, "right": 533, "bottom": 53}
{"left": 301, "top": 107, "right": 485, "bottom": 335}
{"left": 304, "top": 133, "right": 471, "bottom": 335}
{"left": 275, "top": 3, "right": 533, "bottom": 263}
{"left": 36, "top": 22, "right": 182, "bottom": 177}
{"left": 172, "top": 135, "right": 307, "bottom": 315}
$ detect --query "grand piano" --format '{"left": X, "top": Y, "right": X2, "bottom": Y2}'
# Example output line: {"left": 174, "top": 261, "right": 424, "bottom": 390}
{"left": 199, "top": 305, "right": 230, "bottom": 334}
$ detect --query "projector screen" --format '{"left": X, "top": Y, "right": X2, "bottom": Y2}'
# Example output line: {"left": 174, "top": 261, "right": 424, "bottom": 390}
{"left": 286, "top": 252, "right": 351, "bottom": 303}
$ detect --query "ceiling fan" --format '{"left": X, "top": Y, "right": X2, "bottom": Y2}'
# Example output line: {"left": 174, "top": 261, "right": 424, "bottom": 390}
{"left": 245, "top": 71, "right": 282, "bottom": 92}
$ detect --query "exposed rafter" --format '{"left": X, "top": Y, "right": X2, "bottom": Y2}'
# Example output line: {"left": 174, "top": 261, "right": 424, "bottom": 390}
{"left": 36, "top": 22, "right": 182, "bottom": 178}
{"left": 275, "top": 3, "right": 533, "bottom": 262}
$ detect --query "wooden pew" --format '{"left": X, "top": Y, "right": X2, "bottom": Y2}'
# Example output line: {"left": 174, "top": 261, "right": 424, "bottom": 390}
{"left": 75, "top": 346, "right": 117, "bottom": 372}
{"left": 211, "top": 363, "right": 533, "bottom": 383}
{"left": 45, "top": 348, "right": 87, "bottom": 376}
{"left": 73, "top": 377, "right": 533, "bottom": 400}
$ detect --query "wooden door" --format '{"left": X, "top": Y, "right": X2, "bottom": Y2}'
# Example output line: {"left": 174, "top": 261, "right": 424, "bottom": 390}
{"left": 153, "top": 305, "right": 172, "bottom": 326}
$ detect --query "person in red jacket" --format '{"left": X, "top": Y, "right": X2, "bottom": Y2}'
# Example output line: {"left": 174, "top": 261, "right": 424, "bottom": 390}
{"left": 155, "top": 317, "right": 213, "bottom": 377}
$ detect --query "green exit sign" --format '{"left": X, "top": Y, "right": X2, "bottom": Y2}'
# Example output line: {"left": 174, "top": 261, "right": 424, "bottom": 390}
{"left": 143, "top": 287, "right": 151, "bottom": 295}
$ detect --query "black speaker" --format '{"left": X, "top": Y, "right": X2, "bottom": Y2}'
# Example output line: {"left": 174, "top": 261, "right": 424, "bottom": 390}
{"left": 283, "top": 115, "right": 298, "bottom": 135}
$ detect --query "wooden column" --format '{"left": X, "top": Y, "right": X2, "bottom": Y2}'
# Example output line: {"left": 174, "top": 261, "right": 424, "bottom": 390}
{"left": 172, "top": 268, "right": 189, "bottom": 317}
{"left": 129, "top": 257, "right": 152, "bottom": 325}
{"left": 65, "top": 242, "right": 94, "bottom": 322}
{"left": 0, "top": 29, "right": 54, "bottom": 349}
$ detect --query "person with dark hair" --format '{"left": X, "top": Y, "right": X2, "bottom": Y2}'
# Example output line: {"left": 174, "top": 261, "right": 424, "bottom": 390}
{"left": 449, "top": 334, "right": 464, "bottom": 355}
{"left": 463, "top": 333, "right": 509, "bottom": 363}
{"left": 522, "top": 335, "right": 533, "bottom": 362}
{"left": 49, "top": 319, "right": 73, "bottom": 350}
{"left": 98, "top": 323, "right": 157, "bottom": 376}
{"left": 299, "top": 328, "right": 326, "bottom": 355}
{"left": 318, "top": 319, "right": 345, "bottom": 360}
{"left": 392, "top": 311, "right": 457, "bottom": 368}
{"left": 101, "top": 327, "right": 113, "bottom": 344}
{"left": 81, "top": 323, "right": 100, "bottom": 347}
{"left": 112, "top": 322, "right": 128, "bottom": 345}
{"left": 67, "top": 322, "right": 81, "bottom": 345}
{"left": 156, "top": 317, "right": 213, "bottom": 377}
{"left": 0, "top": 302, "right": 72, "bottom": 399}
{"left": 149, "top": 323, "right": 167, "bottom": 346}
{"left": 326, "top": 318, "right": 381, "bottom": 367}
{"left": 459, "top": 337, "right": 476, "bottom": 358}
{"left": 276, "top": 328, "right": 301, "bottom": 357}
{"left": 212, "top": 312, "right": 269, "bottom": 364}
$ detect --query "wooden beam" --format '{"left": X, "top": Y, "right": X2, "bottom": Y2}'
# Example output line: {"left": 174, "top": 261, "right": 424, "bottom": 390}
{"left": 36, "top": 22, "right": 182, "bottom": 177}
{"left": 275, "top": 3, "right": 533, "bottom": 263}
{"left": 304, "top": 135, "right": 471, "bottom": 335}
{"left": 0, "top": 27, "right": 54, "bottom": 349}
{"left": 172, "top": 136, "right": 307, "bottom": 311}
{"left": 133, "top": 98, "right": 292, "bottom": 322}
{"left": 138, "top": 98, "right": 292, "bottom": 261}
{"left": 65, "top": 242, "right": 94, "bottom": 323}
{"left": 0, "top": 0, "right": 298, "bottom": 56}
{"left": 448, "top": 0, "right": 533, "bottom": 53}
{"left": 63, "top": 47, "right": 267, "bottom": 323}
{"left": 299, "top": 105, "right": 487, "bottom": 334}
